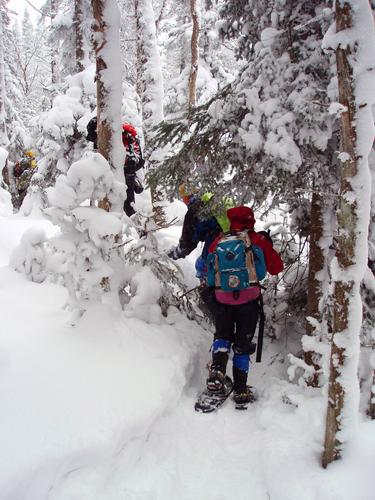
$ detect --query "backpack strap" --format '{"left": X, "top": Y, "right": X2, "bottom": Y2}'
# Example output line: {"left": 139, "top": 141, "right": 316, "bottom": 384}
{"left": 256, "top": 293, "right": 265, "bottom": 363}
{"left": 213, "top": 234, "right": 223, "bottom": 288}
{"left": 214, "top": 253, "right": 221, "bottom": 288}
{"left": 242, "top": 232, "right": 259, "bottom": 285}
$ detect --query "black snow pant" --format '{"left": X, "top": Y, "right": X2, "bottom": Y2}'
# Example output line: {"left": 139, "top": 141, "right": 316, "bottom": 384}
{"left": 124, "top": 172, "right": 136, "bottom": 217}
{"left": 211, "top": 299, "right": 259, "bottom": 392}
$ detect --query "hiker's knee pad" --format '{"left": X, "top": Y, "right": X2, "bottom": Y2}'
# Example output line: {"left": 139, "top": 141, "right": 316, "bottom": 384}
{"left": 212, "top": 338, "right": 231, "bottom": 354}
{"left": 233, "top": 352, "right": 250, "bottom": 373}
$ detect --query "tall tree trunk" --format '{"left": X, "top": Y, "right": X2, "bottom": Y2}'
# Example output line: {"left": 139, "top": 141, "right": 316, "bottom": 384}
{"left": 188, "top": 0, "right": 200, "bottom": 111}
{"left": 92, "top": 0, "right": 124, "bottom": 211}
{"left": 50, "top": 0, "right": 60, "bottom": 87}
{"left": 369, "top": 370, "right": 375, "bottom": 419}
{"left": 0, "top": 11, "right": 8, "bottom": 147}
{"left": 135, "top": 0, "right": 166, "bottom": 226}
{"left": 74, "top": 0, "right": 85, "bottom": 73}
{"left": 322, "top": 0, "right": 373, "bottom": 468}
{"left": 304, "top": 190, "right": 325, "bottom": 386}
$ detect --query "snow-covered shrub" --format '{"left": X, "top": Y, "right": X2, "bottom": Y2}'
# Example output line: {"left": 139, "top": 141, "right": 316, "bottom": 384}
{"left": 123, "top": 213, "right": 206, "bottom": 325}
{"left": 10, "top": 227, "right": 47, "bottom": 283}
{"left": 44, "top": 151, "right": 126, "bottom": 319}
{"left": 30, "top": 64, "right": 97, "bottom": 210}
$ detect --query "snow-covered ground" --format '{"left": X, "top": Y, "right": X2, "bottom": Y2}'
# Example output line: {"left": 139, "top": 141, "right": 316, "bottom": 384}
{"left": 0, "top": 213, "right": 374, "bottom": 500}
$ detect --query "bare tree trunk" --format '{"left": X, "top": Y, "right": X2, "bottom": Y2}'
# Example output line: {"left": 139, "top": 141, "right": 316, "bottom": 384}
{"left": 188, "top": 0, "right": 199, "bottom": 111}
{"left": 50, "top": 0, "right": 60, "bottom": 86}
{"left": 92, "top": 0, "right": 112, "bottom": 165}
{"left": 92, "top": 0, "right": 124, "bottom": 212}
{"left": 0, "top": 11, "right": 8, "bottom": 147}
{"left": 74, "top": 0, "right": 85, "bottom": 73}
{"left": 368, "top": 369, "right": 375, "bottom": 419}
{"left": 322, "top": 0, "right": 359, "bottom": 468}
{"left": 202, "top": 0, "right": 213, "bottom": 65}
{"left": 304, "top": 190, "right": 325, "bottom": 386}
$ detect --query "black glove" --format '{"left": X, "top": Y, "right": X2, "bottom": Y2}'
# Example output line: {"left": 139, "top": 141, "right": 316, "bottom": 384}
{"left": 167, "top": 246, "right": 181, "bottom": 260}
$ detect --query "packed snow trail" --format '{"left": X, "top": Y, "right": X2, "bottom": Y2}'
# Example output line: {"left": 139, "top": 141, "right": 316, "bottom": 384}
{"left": 0, "top": 214, "right": 375, "bottom": 500}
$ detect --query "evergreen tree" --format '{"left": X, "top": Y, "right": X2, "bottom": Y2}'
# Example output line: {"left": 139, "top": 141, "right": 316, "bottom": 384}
{"left": 150, "top": 0, "right": 337, "bottom": 353}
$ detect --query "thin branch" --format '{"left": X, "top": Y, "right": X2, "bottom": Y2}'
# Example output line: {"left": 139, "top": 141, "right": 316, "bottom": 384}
{"left": 24, "top": 0, "right": 51, "bottom": 17}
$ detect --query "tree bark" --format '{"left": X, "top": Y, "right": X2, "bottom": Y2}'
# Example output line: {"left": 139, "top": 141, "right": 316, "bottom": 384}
{"left": 322, "top": 1, "right": 359, "bottom": 468}
{"left": 304, "top": 190, "right": 325, "bottom": 386}
{"left": 91, "top": 0, "right": 124, "bottom": 213}
{"left": 74, "top": 0, "right": 85, "bottom": 73}
{"left": 188, "top": 0, "right": 199, "bottom": 111}
{"left": 92, "top": 0, "right": 112, "bottom": 165}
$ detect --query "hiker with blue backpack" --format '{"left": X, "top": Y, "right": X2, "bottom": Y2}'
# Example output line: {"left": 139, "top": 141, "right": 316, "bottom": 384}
{"left": 205, "top": 206, "right": 283, "bottom": 407}
{"left": 167, "top": 185, "right": 234, "bottom": 318}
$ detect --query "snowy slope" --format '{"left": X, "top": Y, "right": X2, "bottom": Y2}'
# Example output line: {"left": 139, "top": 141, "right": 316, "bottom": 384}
{"left": 0, "top": 214, "right": 374, "bottom": 500}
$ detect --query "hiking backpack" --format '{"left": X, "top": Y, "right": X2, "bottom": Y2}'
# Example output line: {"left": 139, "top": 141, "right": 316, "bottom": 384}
{"left": 207, "top": 232, "right": 266, "bottom": 292}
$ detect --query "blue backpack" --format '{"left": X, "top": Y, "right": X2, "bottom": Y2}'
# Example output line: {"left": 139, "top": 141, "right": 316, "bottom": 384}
{"left": 207, "top": 232, "right": 266, "bottom": 292}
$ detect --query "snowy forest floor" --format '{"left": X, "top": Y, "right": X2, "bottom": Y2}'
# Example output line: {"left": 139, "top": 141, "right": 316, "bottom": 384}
{"left": 0, "top": 214, "right": 374, "bottom": 500}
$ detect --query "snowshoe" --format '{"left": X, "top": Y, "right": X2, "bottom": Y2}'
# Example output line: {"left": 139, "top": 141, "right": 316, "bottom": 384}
{"left": 195, "top": 376, "right": 233, "bottom": 413}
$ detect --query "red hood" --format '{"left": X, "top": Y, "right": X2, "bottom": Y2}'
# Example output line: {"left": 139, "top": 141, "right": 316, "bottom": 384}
{"left": 227, "top": 206, "right": 255, "bottom": 232}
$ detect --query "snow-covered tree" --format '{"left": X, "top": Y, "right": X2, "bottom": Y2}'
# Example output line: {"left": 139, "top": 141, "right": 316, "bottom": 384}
{"left": 322, "top": 0, "right": 375, "bottom": 467}
{"left": 92, "top": 0, "right": 124, "bottom": 187}
{"left": 0, "top": 6, "right": 8, "bottom": 147}
{"left": 150, "top": 0, "right": 337, "bottom": 356}
{"left": 188, "top": 0, "right": 200, "bottom": 110}
{"left": 31, "top": 65, "right": 96, "bottom": 203}
{"left": 135, "top": 0, "right": 166, "bottom": 224}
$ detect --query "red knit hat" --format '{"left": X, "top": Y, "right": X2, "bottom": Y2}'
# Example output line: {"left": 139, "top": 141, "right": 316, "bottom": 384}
{"left": 227, "top": 206, "right": 255, "bottom": 232}
{"left": 122, "top": 123, "right": 137, "bottom": 137}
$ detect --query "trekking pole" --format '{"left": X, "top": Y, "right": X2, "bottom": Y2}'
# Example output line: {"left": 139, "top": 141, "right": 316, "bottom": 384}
{"left": 256, "top": 293, "right": 265, "bottom": 363}
{"left": 177, "top": 285, "right": 201, "bottom": 300}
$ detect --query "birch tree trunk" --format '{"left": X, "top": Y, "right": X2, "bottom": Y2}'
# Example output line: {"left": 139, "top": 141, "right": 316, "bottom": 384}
{"left": 92, "top": 0, "right": 124, "bottom": 211}
{"left": 322, "top": 0, "right": 374, "bottom": 467}
{"left": 135, "top": 0, "right": 166, "bottom": 225}
{"left": 74, "top": 0, "right": 85, "bottom": 73}
{"left": 0, "top": 11, "right": 8, "bottom": 147}
{"left": 188, "top": 0, "right": 200, "bottom": 111}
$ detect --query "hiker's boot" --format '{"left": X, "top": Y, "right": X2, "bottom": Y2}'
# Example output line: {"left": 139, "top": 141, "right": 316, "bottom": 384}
{"left": 206, "top": 366, "right": 225, "bottom": 393}
{"left": 233, "top": 386, "right": 257, "bottom": 406}
{"left": 232, "top": 366, "right": 248, "bottom": 392}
